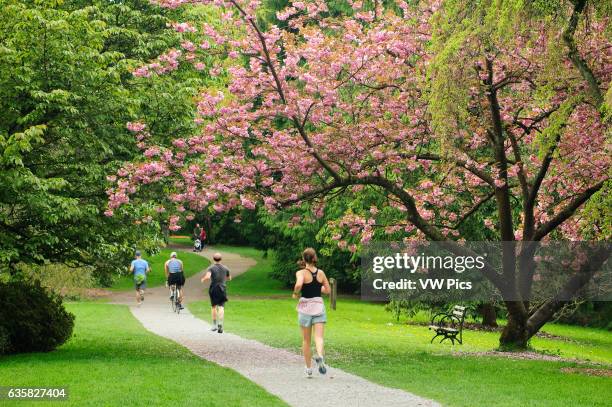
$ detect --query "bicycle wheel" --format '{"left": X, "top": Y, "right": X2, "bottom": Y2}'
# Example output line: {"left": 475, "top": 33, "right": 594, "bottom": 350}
{"left": 170, "top": 286, "right": 177, "bottom": 312}
{"left": 175, "top": 290, "right": 181, "bottom": 314}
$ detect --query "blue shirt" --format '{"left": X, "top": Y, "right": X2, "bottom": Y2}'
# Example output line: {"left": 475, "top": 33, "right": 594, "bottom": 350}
{"left": 131, "top": 259, "right": 149, "bottom": 277}
{"left": 167, "top": 259, "right": 183, "bottom": 274}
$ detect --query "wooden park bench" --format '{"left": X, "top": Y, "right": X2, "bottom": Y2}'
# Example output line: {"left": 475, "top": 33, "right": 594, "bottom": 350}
{"left": 428, "top": 305, "right": 466, "bottom": 345}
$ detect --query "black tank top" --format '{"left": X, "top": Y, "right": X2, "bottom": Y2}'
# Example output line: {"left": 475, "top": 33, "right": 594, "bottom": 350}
{"left": 301, "top": 269, "right": 322, "bottom": 298}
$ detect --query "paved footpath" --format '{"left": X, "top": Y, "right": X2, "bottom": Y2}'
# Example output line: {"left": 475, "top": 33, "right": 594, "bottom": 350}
{"left": 112, "top": 246, "right": 439, "bottom": 407}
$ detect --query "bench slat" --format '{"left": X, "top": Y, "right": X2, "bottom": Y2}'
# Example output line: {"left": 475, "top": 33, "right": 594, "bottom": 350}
{"left": 428, "top": 326, "right": 458, "bottom": 333}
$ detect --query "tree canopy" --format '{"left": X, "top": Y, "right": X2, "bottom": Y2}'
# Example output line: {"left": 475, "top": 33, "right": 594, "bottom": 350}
{"left": 108, "top": 0, "right": 610, "bottom": 347}
{"left": 0, "top": 0, "right": 209, "bottom": 281}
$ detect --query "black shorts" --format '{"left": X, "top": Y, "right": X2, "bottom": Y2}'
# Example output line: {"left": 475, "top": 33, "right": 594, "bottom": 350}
{"left": 167, "top": 272, "right": 185, "bottom": 288}
{"left": 209, "top": 284, "right": 228, "bottom": 306}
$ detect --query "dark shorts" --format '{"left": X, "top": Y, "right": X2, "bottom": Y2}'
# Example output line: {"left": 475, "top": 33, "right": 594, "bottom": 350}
{"left": 134, "top": 281, "right": 146, "bottom": 290}
{"left": 209, "top": 284, "right": 228, "bottom": 306}
{"left": 167, "top": 272, "right": 185, "bottom": 288}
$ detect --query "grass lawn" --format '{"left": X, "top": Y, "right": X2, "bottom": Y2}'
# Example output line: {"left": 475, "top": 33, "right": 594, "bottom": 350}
{"left": 110, "top": 249, "right": 209, "bottom": 290}
{"left": 166, "top": 242, "right": 287, "bottom": 296}
{"left": 0, "top": 302, "right": 286, "bottom": 407}
{"left": 214, "top": 246, "right": 287, "bottom": 297}
{"left": 189, "top": 247, "right": 612, "bottom": 407}
{"left": 168, "top": 236, "right": 192, "bottom": 246}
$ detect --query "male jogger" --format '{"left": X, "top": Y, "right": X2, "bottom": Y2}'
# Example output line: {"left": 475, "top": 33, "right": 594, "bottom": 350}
{"left": 202, "top": 253, "right": 231, "bottom": 333}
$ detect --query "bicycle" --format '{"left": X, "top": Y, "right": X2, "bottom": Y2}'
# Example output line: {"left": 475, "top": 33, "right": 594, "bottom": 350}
{"left": 169, "top": 284, "right": 181, "bottom": 314}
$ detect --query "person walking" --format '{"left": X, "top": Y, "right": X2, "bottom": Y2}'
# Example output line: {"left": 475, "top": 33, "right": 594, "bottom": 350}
{"left": 165, "top": 251, "right": 185, "bottom": 310}
{"left": 193, "top": 223, "right": 201, "bottom": 241}
{"left": 201, "top": 253, "right": 231, "bottom": 333}
{"left": 130, "top": 250, "right": 150, "bottom": 306}
{"left": 199, "top": 227, "right": 207, "bottom": 250}
{"left": 293, "top": 248, "right": 330, "bottom": 378}
{"left": 193, "top": 223, "right": 202, "bottom": 252}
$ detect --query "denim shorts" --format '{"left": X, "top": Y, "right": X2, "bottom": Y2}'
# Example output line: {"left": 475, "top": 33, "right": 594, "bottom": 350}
{"left": 298, "top": 310, "right": 327, "bottom": 327}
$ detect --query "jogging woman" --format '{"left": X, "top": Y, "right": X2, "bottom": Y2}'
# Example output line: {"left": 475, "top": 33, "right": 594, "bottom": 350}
{"left": 293, "top": 248, "right": 331, "bottom": 378}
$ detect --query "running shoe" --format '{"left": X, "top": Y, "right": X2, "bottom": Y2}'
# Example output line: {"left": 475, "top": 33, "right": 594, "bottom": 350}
{"left": 305, "top": 367, "right": 313, "bottom": 378}
{"left": 211, "top": 326, "right": 218, "bottom": 332}
{"left": 313, "top": 355, "right": 327, "bottom": 375}
{"left": 217, "top": 326, "right": 223, "bottom": 334}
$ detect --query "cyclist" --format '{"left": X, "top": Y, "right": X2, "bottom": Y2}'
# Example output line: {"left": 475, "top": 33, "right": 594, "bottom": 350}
{"left": 130, "top": 250, "right": 150, "bottom": 305}
{"left": 165, "top": 251, "right": 185, "bottom": 310}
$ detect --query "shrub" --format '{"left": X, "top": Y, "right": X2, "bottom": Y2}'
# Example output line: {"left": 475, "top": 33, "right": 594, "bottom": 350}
{"left": 14, "top": 262, "right": 94, "bottom": 300}
{"left": 0, "top": 280, "right": 75, "bottom": 354}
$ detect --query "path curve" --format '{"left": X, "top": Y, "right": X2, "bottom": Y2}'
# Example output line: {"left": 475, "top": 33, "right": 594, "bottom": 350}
{"left": 113, "top": 246, "right": 439, "bottom": 407}
{"left": 110, "top": 245, "right": 255, "bottom": 305}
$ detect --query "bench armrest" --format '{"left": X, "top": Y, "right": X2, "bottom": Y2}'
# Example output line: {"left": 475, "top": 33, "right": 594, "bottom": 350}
{"left": 430, "top": 312, "right": 449, "bottom": 327}
{"left": 431, "top": 313, "right": 462, "bottom": 328}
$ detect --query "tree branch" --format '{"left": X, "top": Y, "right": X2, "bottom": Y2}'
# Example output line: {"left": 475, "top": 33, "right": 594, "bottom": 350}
{"left": 526, "top": 244, "right": 610, "bottom": 337}
{"left": 485, "top": 58, "right": 515, "bottom": 242}
{"left": 229, "top": 0, "right": 342, "bottom": 182}
{"left": 453, "top": 191, "right": 496, "bottom": 229}
{"left": 415, "top": 153, "right": 496, "bottom": 187}
{"left": 563, "top": 0, "right": 604, "bottom": 109}
{"left": 532, "top": 180, "right": 605, "bottom": 241}
{"left": 506, "top": 131, "right": 529, "bottom": 203}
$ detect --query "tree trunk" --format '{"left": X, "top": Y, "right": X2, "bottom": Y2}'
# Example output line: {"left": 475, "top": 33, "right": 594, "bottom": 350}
{"left": 480, "top": 303, "right": 498, "bottom": 327}
{"left": 161, "top": 222, "right": 169, "bottom": 243}
{"left": 499, "top": 301, "right": 529, "bottom": 349}
{"left": 204, "top": 214, "right": 212, "bottom": 243}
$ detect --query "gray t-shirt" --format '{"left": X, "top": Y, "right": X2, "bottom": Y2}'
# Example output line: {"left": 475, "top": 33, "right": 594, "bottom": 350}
{"left": 208, "top": 264, "right": 230, "bottom": 287}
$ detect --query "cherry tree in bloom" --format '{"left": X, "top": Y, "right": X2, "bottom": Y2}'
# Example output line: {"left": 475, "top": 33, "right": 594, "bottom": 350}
{"left": 107, "top": 0, "right": 610, "bottom": 347}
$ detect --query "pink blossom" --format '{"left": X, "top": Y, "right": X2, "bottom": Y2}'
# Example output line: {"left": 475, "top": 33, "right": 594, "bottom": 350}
{"left": 126, "top": 122, "right": 146, "bottom": 132}
{"left": 133, "top": 66, "right": 150, "bottom": 77}
{"left": 111, "top": 0, "right": 609, "bottom": 249}
{"left": 181, "top": 41, "right": 196, "bottom": 52}
{"left": 494, "top": 178, "right": 506, "bottom": 188}
{"left": 172, "top": 22, "right": 196, "bottom": 33}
